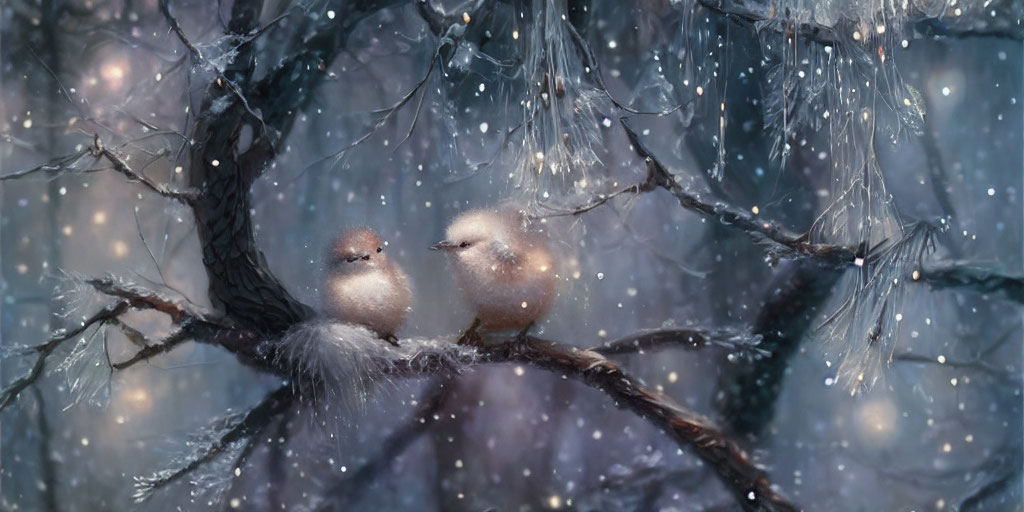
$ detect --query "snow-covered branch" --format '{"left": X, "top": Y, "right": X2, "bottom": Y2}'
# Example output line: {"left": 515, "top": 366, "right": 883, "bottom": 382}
{"left": 0, "top": 301, "right": 129, "bottom": 412}
{"left": 921, "top": 263, "right": 1024, "bottom": 305}
{"left": 132, "top": 385, "right": 295, "bottom": 503}
{"left": 697, "top": 0, "right": 1024, "bottom": 42}
{"left": 592, "top": 326, "right": 767, "bottom": 359}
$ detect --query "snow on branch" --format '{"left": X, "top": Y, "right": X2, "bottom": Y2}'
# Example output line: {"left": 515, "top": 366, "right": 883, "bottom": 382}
{"left": 593, "top": 326, "right": 768, "bottom": 360}
{"left": 696, "top": 0, "right": 1024, "bottom": 42}
{"left": 93, "top": 303, "right": 796, "bottom": 510}
{"left": 921, "top": 263, "right": 1024, "bottom": 305}
{"left": 468, "top": 334, "right": 799, "bottom": 512}
{"left": 539, "top": 118, "right": 857, "bottom": 265}
{"left": 0, "top": 301, "right": 129, "bottom": 412}
{"left": 0, "top": 136, "right": 196, "bottom": 203}
{"left": 132, "top": 385, "right": 295, "bottom": 503}
{"left": 545, "top": 117, "right": 1024, "bottom": 307}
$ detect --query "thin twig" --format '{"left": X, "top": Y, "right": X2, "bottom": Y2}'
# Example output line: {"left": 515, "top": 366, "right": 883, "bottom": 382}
{"left": 592, "top": 327, "right": 763, "bottom": 357}
{"left": 0, "top": 149, "right": 91, "bottom": 181}
{"left": 113, "top": 328, "right": 193, "bottom": 370}
{"left": 158, "top": 0, "right": 203, "bottom": 61}
{"left": 0, "top": 301, "right": 130, "bottom": 413}
{"left": 85, "top": 276, "right": 193, "bottom": 323}
{"left": 93, "top": 136, "right": 196, "bottom": 203}
{"left": 133, "top": 385, "right": 294, "bottom": 502}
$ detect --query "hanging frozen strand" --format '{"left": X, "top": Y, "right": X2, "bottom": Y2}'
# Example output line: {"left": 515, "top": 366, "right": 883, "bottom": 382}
{"left": 508, "top": 0, "right": 606, "bottom": 203}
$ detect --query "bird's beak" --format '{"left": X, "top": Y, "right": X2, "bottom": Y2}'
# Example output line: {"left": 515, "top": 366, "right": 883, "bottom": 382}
{"left": 431, "top": 240, "right": 456, "bottom": 251}
{"left": 345, "top": 253, "right": 371, "bottom": 262}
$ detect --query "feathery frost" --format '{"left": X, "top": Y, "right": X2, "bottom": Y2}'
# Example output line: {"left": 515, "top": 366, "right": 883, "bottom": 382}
{"left": 131, "top": 407, "right": 251, "bottom": 504}
{"left": 272, "top": 320, "right": 478, "bottom": 413}
{"left": 508, "top": 0, "right": 608, "bottom": 201}
{"left": 820, "top": 223, "right": 938, "bottom": 393}
{"left": 56, "top": 328, "right": 112, "bottom": 409}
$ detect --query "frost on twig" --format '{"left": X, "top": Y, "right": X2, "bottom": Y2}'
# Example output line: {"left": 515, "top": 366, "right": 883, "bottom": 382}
{"left": 0, "top": 301, "right": 130, "bottom": 413}
{"left": 0, "top": 136, "right": 196, "bottom": 203}
{"left": 819, "top": 223, "right": 937, "bottom": 393}
{"left": 132, "top": 385, "right": 294, "bottom": 503}
{"left": 593, "top": 326, "right": 769, "bottom": 362}
{"left": 921, "top": 262, "right": 1024, "bottom": 305}
{"left": 0, "top": 273, "right": 216, "bottom": 414}
{"left": 506, "top": 1, "right": 608, "bottom": 201}
{"left": 56, "top": 326, "right": 113, "bottom": 409}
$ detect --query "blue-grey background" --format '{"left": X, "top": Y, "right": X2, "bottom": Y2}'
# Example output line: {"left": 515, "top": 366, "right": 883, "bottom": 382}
{"left": 1, "top": 0, "right": 1021, "bottom": 510}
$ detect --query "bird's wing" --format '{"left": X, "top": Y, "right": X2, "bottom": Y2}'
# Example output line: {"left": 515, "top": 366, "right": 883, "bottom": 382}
{"left": 490, "top": 240, "right": 519, "bottom": 266}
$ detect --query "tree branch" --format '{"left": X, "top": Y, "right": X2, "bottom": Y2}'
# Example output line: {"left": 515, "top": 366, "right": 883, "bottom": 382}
{"left": 133, "top": 385, "right": 294, "bottom": 502}
{"left": 0, "top": 301, "right": 129, "bottom": 413}
{"left": 625, "top": 119, "right": 858, "bottom": 264}
{"left": 469, "top": 335, "right": 798, "bottom": 512}
{"left": 85, "top": 276, "right": 197, "bottom": 324}
{"left": 592, "top": 327, "right": 766, "bottom": 358}
{"left": 921, "top": 263, "right": 1024, "bottom": 305}
{"left": 112, "top": 328, "right": 193, "bottom": 370}
{"left": 696, "top": 0, "right": 1024, "bottom": 42}
{"left": 0, "top": 148, "right": 91, "bottom": 181}
{"left": 157, "top": 0, "right": 203, "bottom": 62}
{"left": 91, "top": 136, "right": 196, "bottom": 204}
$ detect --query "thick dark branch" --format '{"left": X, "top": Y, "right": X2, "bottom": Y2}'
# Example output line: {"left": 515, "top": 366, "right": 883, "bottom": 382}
{"left": 592, "top": 327, "right": 764, "bottom": 357}
{"left": 0, "top": 301, "right": 129, "bottom": 413}
{"left": 470, "top": 336, "right": 798, "bottom": 512}
{"left": 717, "top": 259, "right": 843, "bottom": 435}
{"left": 113, "top": 328, "right": 193, "bottom": 370}
{"left": 921, "top": 263, "right": 1024, "bottom": 305}
{"left": 184, "top": 2, "right": 413, "bottom": 332}
{"left": 620, "top": 119, "right": 856, "bottom": 266}
{"left": 30, "top": 386, "right": 59, "bottom": 512}
{"left": 133, "top": 385, "right": 294, "bottom": 502}
{"left": 85, "top": 276, "right": 196, "bottom": 323}
{"left": 157, "top": 0, "right": 203, "bottom": 61}
{"left": 959, "top": 463, "right": 1023, "bottom": 511}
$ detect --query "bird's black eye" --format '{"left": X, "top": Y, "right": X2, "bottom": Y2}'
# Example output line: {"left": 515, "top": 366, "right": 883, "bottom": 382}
{"left": 459, "top": 241, "right": 470, "bottom": 248}
{"left": 376, "top": 246, "right": 383, "bottom": 253}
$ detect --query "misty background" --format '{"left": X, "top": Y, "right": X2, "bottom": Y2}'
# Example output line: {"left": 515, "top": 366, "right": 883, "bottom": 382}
{"left": 1, "top": 0, "right": 1021, "bottom": 510}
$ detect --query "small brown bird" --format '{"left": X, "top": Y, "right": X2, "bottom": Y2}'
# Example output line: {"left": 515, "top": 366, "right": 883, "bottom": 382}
{"left": 322, "top": 228, "right": 412, "bottom": 342}
{"left": 432, "top": 209, "right": 556, "bottom": 334}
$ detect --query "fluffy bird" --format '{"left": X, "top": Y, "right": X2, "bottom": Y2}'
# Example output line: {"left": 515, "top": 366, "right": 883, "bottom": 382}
{"left": 322, "top": 228, "right": 412, "bottom": 342}
{"left": 432, "top": 209, "right": 556, "bottom": 333}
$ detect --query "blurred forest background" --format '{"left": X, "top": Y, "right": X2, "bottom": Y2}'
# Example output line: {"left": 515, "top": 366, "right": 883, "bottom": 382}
{"left": 0, "top": 0, "right": 1022, "bottom": 510}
